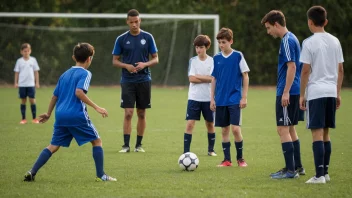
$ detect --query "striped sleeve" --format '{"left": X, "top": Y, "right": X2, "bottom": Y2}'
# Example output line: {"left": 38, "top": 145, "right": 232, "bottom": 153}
{"left": 282, "top": 36, "right": 295, "bottom": 62}
{"left": 77, "top": 70, "right": 92, "bottom": 93}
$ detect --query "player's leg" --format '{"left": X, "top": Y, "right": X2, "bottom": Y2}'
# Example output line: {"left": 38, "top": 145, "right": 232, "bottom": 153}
{"left": 228, "top": 105, "right": 247, "bottom": 167}
{"left": 19, "top": 87, "right": 27, "bottom": 124}
{"left": 323, "top": 97, "right": 336, "bottom": 182}
{"left": 323, "top": 128, "right": 331, "bottom": 182}
{"left": 135, "top": 108, "right": 146, "bottom": 152}
{"left": 201, "top": 101, "right": 216, "bottom": 156}
{"left": 134, "top": 81, "right": 152, "bottom": 152}
{"left": 24, "top": 126, "right": 69, "bottom": 181}
{"left": 271, "top": 96, "right": 297, "bottom": 179}
{"left": 305, "top": 98, "right": 327, "bottom": 184}
{"left": 215, "top": 106, "right": 232, "bottom": 167}
{"left": 184, "top": 120, "right": 196, "bottom": 153}
{"left": 120, "top": 82, "right": 136, "bottom": 152}
{"left": 289, "top": 95, "right": 304, "bottom": 174}
{"left": 28, "top": 87, "right": 39, "bottom": 123}
{"left": 289, "top": 126, "right": 304, "bottom": 175}
{"left": 71, "top": 123, "right": 116, "bottom": 181}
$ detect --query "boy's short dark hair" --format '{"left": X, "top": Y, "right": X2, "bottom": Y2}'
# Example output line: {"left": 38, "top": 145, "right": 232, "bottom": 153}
{"left": 261, "top": 10, "right": 286, "bottom": 27}
{"left": 307, "top": 6, "right": 327, "bottom": 27}
{"left": 216, "top": 28, "right": 233, "bottom": 41}
{"left": 193, "top": 35, "right": 211, "bottom": 49}
{"left": 127, "top": 9, "right": 139, "bottom": 18}
{"left": 73, "top": 43, "right": 94, "bottom": 63}
{"left": 21, "top": 43, "right": 31, "bottom": 50}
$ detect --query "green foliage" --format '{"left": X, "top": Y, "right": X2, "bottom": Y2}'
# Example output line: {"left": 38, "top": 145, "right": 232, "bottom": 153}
{"left": 0, "top": 87, "right": 352, "bottom": 197}
{"left": 0, "top": 0, "right": 351, "bottom": 86}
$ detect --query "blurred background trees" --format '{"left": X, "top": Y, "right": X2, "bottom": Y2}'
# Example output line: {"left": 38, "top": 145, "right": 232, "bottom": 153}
{"left": 0, "top": 0, "right": 350, "bottom": 86}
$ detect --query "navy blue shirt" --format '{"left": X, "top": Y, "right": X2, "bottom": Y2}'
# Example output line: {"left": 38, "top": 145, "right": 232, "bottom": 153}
{"left": 53, "top": 66, "right": 92, "bottom": 126}
{"left": 212, "top": 50, "right": 250, "bottom": 106}
{"left": 112, "top": 30, "right": 158, "bottom": 83}
{"left": 277, "top": 32, "right": 301, "bottom": 96}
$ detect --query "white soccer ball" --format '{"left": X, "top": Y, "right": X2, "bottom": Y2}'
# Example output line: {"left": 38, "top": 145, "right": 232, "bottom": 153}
{"left": 178, "top": 152, "right": 199, "bottom": 171}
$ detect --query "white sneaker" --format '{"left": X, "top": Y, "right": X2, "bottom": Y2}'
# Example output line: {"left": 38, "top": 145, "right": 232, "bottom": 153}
{"left": 134, "top": 146, "right": 145, "bottom": 152}
{"left": 119, "top": 146, "right": 130, "bottom": 153}
{"left": 325, "top": 174, "right": 330, "bottom": 182}
{"left": 305, "top": 176, "right": 326, "bottom": 184}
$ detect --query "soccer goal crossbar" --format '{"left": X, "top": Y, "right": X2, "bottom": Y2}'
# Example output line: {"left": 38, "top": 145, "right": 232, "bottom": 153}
{"left": 0, "top": 12, "right": 220, "bottom": 54}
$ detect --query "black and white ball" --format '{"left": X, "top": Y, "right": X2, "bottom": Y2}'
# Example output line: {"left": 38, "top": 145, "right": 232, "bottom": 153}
{"left": 178, "top": 152, "right": 199, "bottom": 171}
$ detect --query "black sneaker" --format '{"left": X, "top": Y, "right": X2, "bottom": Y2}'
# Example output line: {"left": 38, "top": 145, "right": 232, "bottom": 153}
{"left": 23, "top": 171, "right": 35, "bottom": 182}
{"left": 296, "top": 167, "right": 306, "bottom": 175}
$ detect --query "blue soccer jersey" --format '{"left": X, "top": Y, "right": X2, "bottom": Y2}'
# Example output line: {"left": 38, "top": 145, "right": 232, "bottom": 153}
{"left": 53, "top": 66, "right": 92, "bottom": 126}
{"left": 277, "top": 32, "right": 301, "bottom": 96}
{"left": 112, "top": 30, "right": 158, "bottom": 84}
{"left": 212, "top": 50, "right": 250, "bottom": 106}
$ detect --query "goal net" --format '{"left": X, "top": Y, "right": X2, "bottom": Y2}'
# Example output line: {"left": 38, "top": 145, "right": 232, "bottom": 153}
{"left": 0, "top": 13, "right": 219, "bottom": 86}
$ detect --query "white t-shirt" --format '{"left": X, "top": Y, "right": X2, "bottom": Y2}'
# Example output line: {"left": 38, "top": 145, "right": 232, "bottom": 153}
{"left": 300, "top": 32, "right": 344, "bottom": 101}
{"left": 188, "top": 55, "right": 214, "bottom": 101}
{"left": 14, "top": 56, "right": 40, "bottom": 87}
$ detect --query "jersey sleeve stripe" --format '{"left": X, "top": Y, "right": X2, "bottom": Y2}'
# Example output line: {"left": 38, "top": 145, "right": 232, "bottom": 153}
{"left": 283, "top": 36, "right": 291, "bottom": 61}
{"left": 83, "top": 72, "right": 92, "bottom": 91}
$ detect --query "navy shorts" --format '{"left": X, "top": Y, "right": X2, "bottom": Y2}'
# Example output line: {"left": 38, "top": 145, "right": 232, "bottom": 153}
{"left": 215, "top": 105, "right": 241, "bottom": 127}
{"left": 276, "top": 95, "right": 300, "bottom": 126}
{"left": 298, "top": 109, "right": 305, "bottom": 121}
{"left": 121, "top": 81, "right": 151, "bottom": 109}
{"left": 51, "top": 122, "right": 100, "bottom": 147}
{"left": 18, "top": 87, "right": 35, "bottom": 99}
{"left": 185, "top": 100, "right": 214, "bottom": 122}
{"left": 307, "top": 97, "right": 336, "bottom": 129}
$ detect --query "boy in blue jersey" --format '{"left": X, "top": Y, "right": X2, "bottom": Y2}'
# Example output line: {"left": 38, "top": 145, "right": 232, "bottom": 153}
{"left": 184, "top": 35, "right": 216, "bottom": 156}
{"left": 261, "top": 10, "right": 305, "bottom": 179}
{"left": 300, "top": 6, "right": 344, "bottom": 184}
{"left": 210, "top": 28, "right": 249, "bottom": 167}
{"left": 23, "top": 43, "right": 116, "bottom": 182}
{"left": 112, "top": 9, "right": 159, "bottom": 153}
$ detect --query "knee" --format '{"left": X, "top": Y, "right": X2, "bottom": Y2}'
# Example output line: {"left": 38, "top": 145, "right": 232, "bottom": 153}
{"left": 137, "top": 111, "right": 146, "bottom": 120}
{"left": 186, "top": 122, "right": 195, "bottom": 132}
{"left": 232, "top": 126, "right": 241, "bottom": 135}
{"left": 124, "top": 110, "right": 134, "bottom": 120}
{"left": 91, "top": 138, "right": 102, "bottom": 146}
{"left": 47, "top": 145, "right": 60, "bottom": 154}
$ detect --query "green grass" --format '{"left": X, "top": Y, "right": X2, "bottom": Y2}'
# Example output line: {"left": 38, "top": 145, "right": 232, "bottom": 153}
{"left": 0, "top": 87, "right": 352, "bottom": 197}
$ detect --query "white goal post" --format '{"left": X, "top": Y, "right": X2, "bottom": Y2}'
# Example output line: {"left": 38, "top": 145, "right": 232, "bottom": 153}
{"left": 0, "top": 12, "right": 220, "bottom": 54}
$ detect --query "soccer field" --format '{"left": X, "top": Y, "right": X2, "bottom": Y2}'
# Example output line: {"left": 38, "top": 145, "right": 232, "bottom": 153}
{"left": 0, "top": 87, "right": 351, "bottom": 197}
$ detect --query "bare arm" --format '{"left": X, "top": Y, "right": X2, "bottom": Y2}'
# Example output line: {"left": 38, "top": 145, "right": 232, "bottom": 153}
{"left": 240, "top": 72, "right": 249, "bottom": 108}
{"left": 299, "top": 63, "right": 310, "bottom": 110}
{"left": 210, "top": 77, "right": 216, "bottom": 111}
{"left": 38, "top": 95, "right": 58, "bottom": 123}
{"left": 112, "top": 55, "right": 136, "bottom": 73}
{"left": 34, "top": 71, "right": 40, "bottom": 88}
{"left": 282, "top": 61, "right": 296, "bottom": 107}
{"left": 135, "top": 53, "right": 159, "bottom": 71}
{"left": 14, "top": 72, "right": 19, "bottom": 87}
{"left": 189, "top": 75, "right": 212, "bottom": 83}
{"left": 75, "top": 89, "right": 108, "bottom": 117}
{"left": 337, "top": 63, "right": 344, "bottom": 109}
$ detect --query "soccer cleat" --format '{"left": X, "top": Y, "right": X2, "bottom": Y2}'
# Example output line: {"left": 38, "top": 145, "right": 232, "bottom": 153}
{"left": 270, "top": 168, "right": 287, "bottom": 177}
{"left": 118, "top": 146, "right": 130, "bottom": 153}
{"left": 208, "top": 151, "right": 217, "bottom": 156}
{"left": 296, "top": 167, "right": 306, "bottom": 175}
{"left": 305, "top": 176, "right": 326, "bottom": 184}
{"left": 20, "top": 119, "right": 27, "bottom": 124}
{"left": 134, "top": 146, "right": 145, "bottom": 152}
{"left": 237, "top": 159, "right": 248, "bottom": 167}
{"left": 32, "top": 119, "right": 40, "bottom": 124}
{"left": 217, "top": 160, "right": 232, "bottom": 167}
{"left": 271, "top": 171, "right": 299, "bottom": 179}
{"left": 95, "top": 174, "right": 117, "bottom": 182}
{"left": 325, "top": 174, "right": 330, "bottom": 182}
{"left": 23, "top": 171, "right": 35, "bottom": 182}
